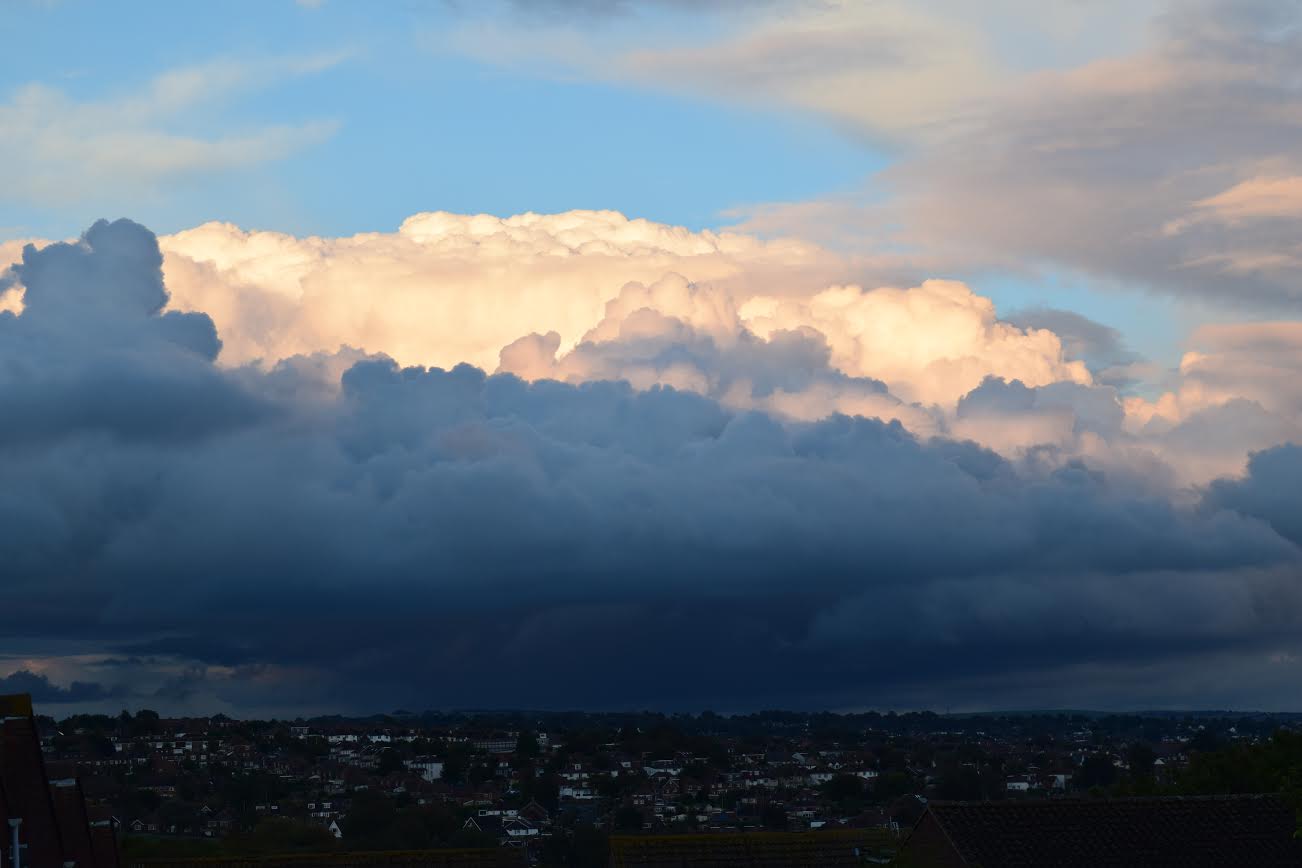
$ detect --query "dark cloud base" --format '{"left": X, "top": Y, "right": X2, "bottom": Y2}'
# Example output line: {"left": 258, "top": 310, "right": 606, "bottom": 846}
{"left": 0, "top": 670, "right": 126, "bottom": 704}
{"left": 2, "top": 220, "right": 1301, "bottom": 714}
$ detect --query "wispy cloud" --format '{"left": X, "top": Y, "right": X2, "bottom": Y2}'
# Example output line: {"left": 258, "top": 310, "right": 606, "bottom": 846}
{"left": 438, "top": 0, "right": 1158, "bottom": 143}
{"left": 0, "top": 53, "right": 348, "bottom": 205}
{"left": 444, "top": 1, "right": 1302, "bottom": 314}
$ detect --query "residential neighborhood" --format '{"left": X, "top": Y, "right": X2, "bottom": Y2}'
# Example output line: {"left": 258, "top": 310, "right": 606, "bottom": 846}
{"left": 31, "top": 706, "right": 1302, "bottom": 865}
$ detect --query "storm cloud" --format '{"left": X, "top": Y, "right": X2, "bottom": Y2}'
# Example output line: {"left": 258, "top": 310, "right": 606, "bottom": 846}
{"left": 1, "top": 218, "right": 1301, "bottom": 714}
{"left": 0, "top": 671, "right": 123, "bottom": 704}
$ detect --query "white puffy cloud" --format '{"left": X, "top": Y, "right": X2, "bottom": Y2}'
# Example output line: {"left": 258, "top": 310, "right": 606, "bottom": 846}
{"left": 497, "top": 272, "right": 941, "bottom": 430}
{"left": 149, "top": 212, "right": 1091, "bottom": 420}
{"left": 8, "top": 209, "right": 1301, "bottom": 484}
{"left": 0, "top": 239, "right": 32, "bottom": 315}
{"left": 1128, "top": 323, "right": 1302, "bottom": 428}
{"left": 157, "top": 210, "right": 835, "bottom": 372}
{"left": 1117, "top": 322, "right": 1302, "bottom": 481}
{"left": 740, "top": 280, "right": 1092, "bottom": 407}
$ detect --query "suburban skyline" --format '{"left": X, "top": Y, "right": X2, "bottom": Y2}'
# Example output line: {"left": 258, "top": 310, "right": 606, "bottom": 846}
{"left": 2, "top": 0, "right": 1302, "bottom": 717}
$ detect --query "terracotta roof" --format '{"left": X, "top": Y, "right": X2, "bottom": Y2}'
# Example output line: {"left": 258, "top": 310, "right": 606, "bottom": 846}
{"left": 51, "top": 776, "right": 99, "bottom": 868}
{"left": 0, "top": 695, "right": 33, "bottom": 717}
{"left": 2, "top": 711, "right": 68, "bottom": 867}
{"left": 902, "top": 795, "right": 1302, "bottom": 868}
{"left": 1, "top": 693, "right": 116, "bottom": 868}
{"left": 92, "top": 824, "right": 122, "bottom": 868}
{"left": 89, "top": 806, "right": 123, "bottom": 868}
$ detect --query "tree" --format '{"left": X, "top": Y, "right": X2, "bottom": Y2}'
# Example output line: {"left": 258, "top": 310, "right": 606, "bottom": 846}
{"left": 342, "top": 791, "right": 397, "bottom": 846}
{"left": 1075, "top": 754, "right": 1118, "bottom": 792}
{"left": 761, "top": 802, "right": 788, "bottom": 830}
{"left": 613, "top": 804, "right": 643, "bottom": 832}
{"left": 873, "top": 771, "right": 914, "bottom": 802}
{"left": 441, "top": 750, "right": 468, "bottom": 785}
{"left": 1178, "top": 729, "right": 1302, "bottom": 795}
{"left": 824, "top": 774, "right": 866, "bottom": 803}
{"left": 522, "top": 771, "right": 560, "bottom": 810}
{"left": 1127, "top": 743, "right": 1156, "bottom": 780}
{"left": 1189, "top": 729, "right": 1225, "bottom": 754}
{"left": 516, "top": 730, "right": 541, "bottom": 759}
{"left": 126, "top": 788, "right": 162, "bottom": 815}
{"left": 377, "top": 748, "right": 404, "bottom": 776}
{"left": 936, "top": 765, "right": 984, "bottom": 801}
{"left": 130, "top": 709, "right": 161, "bottom": 737}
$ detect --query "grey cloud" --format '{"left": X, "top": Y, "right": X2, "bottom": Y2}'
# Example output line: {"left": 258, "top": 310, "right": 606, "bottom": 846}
{"left": 0, "top": 670, "right": 125, "bottom": 704}
{"left": 1157, "top": 399, "right": 1298, "bottom": 456}
{"left": 1203, "top": 443, "right": 1302, "bottom": 547}
{"left": 0, "top": 219, "right": 266, "bottom": 446}
{"left": 499, "top": 306, "right": 904, "bottom": 416}
{"left": 489, "top": 0, "right": 782, "bottom": 18}
{"left": 2, "top": 219, "right": 1302, "bottom": 713}
{"left": 891, "top": 0, "right": 1302, "bottom": 310}
{"left": 1005, "top": 308, "right": 1143, "bottom": 388}
{"left": 958, "top": 377, "right": 1125, "bottom": 440}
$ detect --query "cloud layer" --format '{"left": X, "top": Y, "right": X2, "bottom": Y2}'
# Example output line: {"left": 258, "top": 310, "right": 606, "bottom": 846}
{"left": 2, "top": 218, "right": 1302, "bottom": 714}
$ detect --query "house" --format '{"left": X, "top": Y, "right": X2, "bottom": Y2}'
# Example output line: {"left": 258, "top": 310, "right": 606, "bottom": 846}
{"left": 49, "top": 773, "right": 99, "bottom": 868}
{"left": 472, "top": 737, "right": 517, "bottom": 753}
{"left": 500, "top": 817, "right": 539, "bottom": 843}
{"left": 895, "top": 795, "right": 1302, "bottom": 867}
{"left": 88, "top": 807, "right": 121, "bottom": 868}
{"left": 0, "top": 692, "right": 120, "bottom": 867}
{"left": 461, "top": 811, "right": 532, "bottom": 846}
{"left": 206, "top": 807, "right": 237, "bottom": 834}
{"left": 407, "top": 757, "right": 445, "bottom": 782}
{"left": 519, "top": 799, "right": 551, "bottom": 825}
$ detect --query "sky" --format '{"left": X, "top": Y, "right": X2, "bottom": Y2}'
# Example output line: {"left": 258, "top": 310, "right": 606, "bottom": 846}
{"left": 2, "top": 0, "right": 1302, "bottom": 716}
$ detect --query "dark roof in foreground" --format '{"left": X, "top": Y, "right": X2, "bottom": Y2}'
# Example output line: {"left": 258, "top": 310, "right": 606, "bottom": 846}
{"left": 897, "top": 794, "right": 1302, "bottom": 868}
{"left": 609, "top": 829, "right": 895, "bottom": 867}
{"left": 127, "top": 849, "right": 526, "bottom": 868}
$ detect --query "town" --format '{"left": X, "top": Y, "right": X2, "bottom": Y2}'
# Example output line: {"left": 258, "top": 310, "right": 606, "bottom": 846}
{"left": 33, "top": 705, "right": 1302, "bottom": 865}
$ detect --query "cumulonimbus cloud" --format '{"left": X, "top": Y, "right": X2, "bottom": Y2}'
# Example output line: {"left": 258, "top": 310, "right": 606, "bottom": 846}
{"left": 149, "top": 210, "right": 1302, "bottom": 487}
{"left": 152, "top": 212, "right": 1089, "bottom": 411}
{"left": 156, "top": 210, "right": 834, "bottom": 371}
{"left": 3, "top": 217, "right": 1302, "bottom": 714}
{"left": 4, "top": 209, "right": 1297, "bottom": 486}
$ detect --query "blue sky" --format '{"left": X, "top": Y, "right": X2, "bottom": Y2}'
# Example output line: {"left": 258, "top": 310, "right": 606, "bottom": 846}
{"left": 0, "top": 0, "right": 1218, "bottom": 371}
{"left": 0, "top": 0, "right": 880, "bottom": 239}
